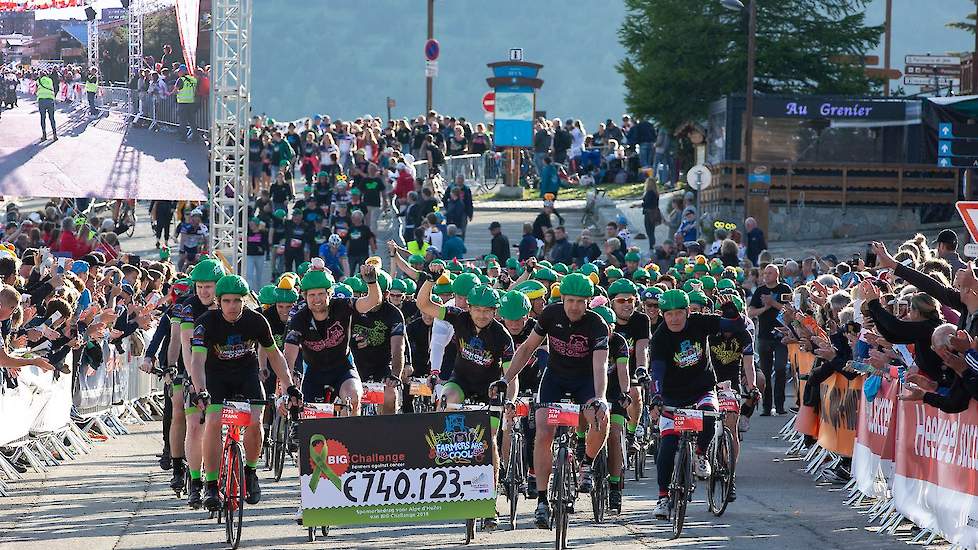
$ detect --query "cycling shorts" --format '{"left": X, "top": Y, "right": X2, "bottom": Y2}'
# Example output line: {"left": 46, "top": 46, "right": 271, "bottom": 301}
{"left": 204, "top": 365, "right": 265, "bottom": 406}
{"left": 658, "top": 391, "right": 717, "bottom": 437}
{"left": 537, "top": 369, "right": 595, "bottom": 406}
{"left": 302, "top": 366, "right": 359, "bottom": 403}
{"left": 355, "top": 359, "right": 392, "bottom": 384}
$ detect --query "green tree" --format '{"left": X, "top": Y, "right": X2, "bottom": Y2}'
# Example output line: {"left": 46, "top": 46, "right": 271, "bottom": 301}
{"left": 617, "top": 0, "right": 883, "bottom": 130}
{"left": 947, "top": 0, "right": 977, "bottom": 34}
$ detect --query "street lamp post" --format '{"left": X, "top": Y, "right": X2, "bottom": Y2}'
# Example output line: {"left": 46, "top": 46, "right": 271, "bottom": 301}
{"left": 722, "top": 0, "right": 756, "bottom": 221}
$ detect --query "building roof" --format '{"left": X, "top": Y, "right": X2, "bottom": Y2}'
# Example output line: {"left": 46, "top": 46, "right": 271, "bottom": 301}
{"left": 60, "top": 21, "right": 85, "bottom": 45}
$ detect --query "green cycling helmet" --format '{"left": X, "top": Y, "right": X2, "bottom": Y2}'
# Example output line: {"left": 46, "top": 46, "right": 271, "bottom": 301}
{"left": 716, "top": 278, "right": 736, "bottom": 291}
{"left": 258, "top": 284, "right": 277, "bottom": 305}
{"left": 215, "top": 274, "right": 249, "bottom": 297}
{"left": 682, "top": 279, "right": 703, "bottom": 294}
{"left": 592, "top": 305, "right": 616, "bottom": 326}
{"left": 301, "top": 270, "right": 333, "bottom": 292}
{"left": 498, "top": 290, "right": 531, "bottom": 321}
{"left": 579, "top": 263, "right": 599, "bottom": 277}
{"left": 273, "top": 208, "right": 287, "bottom": 220}
{"left": 402, "top": 278, "right": 417, "bottom": 295}
{"left": 345, "top": 276, "right": 366, "bottom": 294}
{"left": 700, "top": 275, "right": 717, "bottom": 291}
{"left": 390, "top": 278, "right": 408, "bottom": 293}
{"left": 297, "top": 261, "right": 312, "bottom": 277}
{"left": 658, "top": 289, "right": 690, "bottom": 312}
{"left": 467, "top": 285, "right": 500, "bottom": 308}
{"left": 532, "top": 267, "right": 558, "bottom": 283}
{"left": 605, "top": 266, "right": 624, "bottom": 280}
{"left": 728, "top": 294, "right": 745, "bottom": 313}
{"left": 537, "top": 260, "right": 553, "bottom": 269}
{"left": 408, "top": 254, "right": 425, "bottom": 265}
{"left": 513, "top": 279, "right": 547, "bottom": 300}
{"left": 607, "top": 278, "right": 638, "bottom": 297}
{"left": 553, "top": 263, "right": 569, "bottom": 275}
{"left": 505, "top": 257, "right": 520, "bottom": 270}
{"left": 631, "top": 268, "right": 651, "bottom": 281}
{"left": 687, "top": 290, "right": 709, "bottom": 306}
{"left": 624, "top": 251, "right": 641, "bottom": 263}
{"left": 190, "top": 259, "right": 225, "bottom": 283}
{"left": 274, "top": 287, "right": 300, "bottom": 303}
{"left": 559, "top": 273, "right": 594, "bottom": 298}
{"left": 452, "top": 272, "right": 480, "bottom": 297}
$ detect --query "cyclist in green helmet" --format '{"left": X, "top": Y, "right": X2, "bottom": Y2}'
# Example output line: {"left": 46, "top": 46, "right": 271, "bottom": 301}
{"left": 350, "top": 268, "right": 406, "bottom": 415}
{"left": 591, "top": 304, "right": 631, "bottom": 512}
{"left": 501, "top": 272, "right": 611, "bottom": 528}
{"left": 259, "top": 285, "right": 299, "bottom": 444}
{"left": 283, "top": 264, "right": 382, "bottom": 418}
{"left": 649, "top": 289, "right": 748, "bottom": 520}
{"left": 189, "top": 274, "right": 302, "bottom": 512}
{"left": 417, "top": 281, "right": 515, "bottom": 531}
{"left": 171, "top": 258, "right": 226, "bottom": 509}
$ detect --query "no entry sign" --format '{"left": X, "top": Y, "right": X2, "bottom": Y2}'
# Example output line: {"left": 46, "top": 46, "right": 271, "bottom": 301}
{"left": 482, "top": 92, "right": 495, "bottom": 113}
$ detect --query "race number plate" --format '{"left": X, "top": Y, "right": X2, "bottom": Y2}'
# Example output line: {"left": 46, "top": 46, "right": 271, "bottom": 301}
{"left": 718, "top": 392, "right": 740, "bottom": 413}
{"left": 300, "top": 403, "right": 336, "bottom": 420}
{"left": 546, "top": 403, "right": 580, "bottom": 427}
{"left": 673, "top": 409, "right": 704, "bottom": 432}
{"left": 363, "top": 382, "right": 386, "bottom": 405}
{"left": 409, "top": 379, "right": 433, "bottom": 397}
{"left": 221, "top": 401, "right": 252, "bottom": 427}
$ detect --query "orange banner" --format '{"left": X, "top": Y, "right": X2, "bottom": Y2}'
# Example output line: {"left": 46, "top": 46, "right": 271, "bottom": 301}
{"left": 791, "top": 344, "right": 819, "bottom": 437}
{"left": 816, "top": 372, "right": 863, "bottom": 457}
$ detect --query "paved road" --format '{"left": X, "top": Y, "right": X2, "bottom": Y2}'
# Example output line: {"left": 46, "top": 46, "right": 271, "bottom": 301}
{"left": 0, "top": 403, "right": 916, "bottom": 549}
{"left": 0, "top": 98, "right": 207, "bottom": 200}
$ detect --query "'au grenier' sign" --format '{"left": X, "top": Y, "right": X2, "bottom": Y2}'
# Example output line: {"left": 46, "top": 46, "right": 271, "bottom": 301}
{"left": 754, "top": 97, "right": 907, "bottom": 121}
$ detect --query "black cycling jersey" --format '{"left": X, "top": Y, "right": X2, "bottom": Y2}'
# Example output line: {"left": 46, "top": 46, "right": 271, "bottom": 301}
{"left": 179, "top": 294, "right": 216, "bottom": 329}
{"left": 441, "top": 305, "right": 514, "bottom": 390}
{"left": 607, "top": 332, "right": 630, "bottom": 415}
{"left": 351, "top": 302, "right": 405, "bottom": 378}
{"left": 191, "top": 309, "right": 275, "bottom": 371}
{"left": 532, "top": 303, "right": 609, "bottom": 377}
{"left": 650, "top": 313, "right": 747, "bottom": 405}
{"left": 262, "top": 308, "right": 288, "bottom": 350}
{"left": 399, "top": 301, "right": 420, "bottom": 324}
{"left": 406, "top": 317, "right": 433, "bottom": 377}
{"left": 285, "top": 299, "right": 357, "bottom": 371}
{"left": 510, "top": 318, "right": 543, "bottom": 392}
{"left": 614, "top": 311, "right": 650, "bottom": 375}
{"left": 709, "top": 330, "right": 753, "bottom": 389}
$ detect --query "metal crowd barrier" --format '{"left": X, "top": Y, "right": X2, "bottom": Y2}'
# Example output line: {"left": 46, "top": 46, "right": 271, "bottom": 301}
{"left": 1, "top": 326, "right": 166, "bottom": 495}
{"left": 411, "top": 152, "right": 496, "bottom": 195}
{"left": 96, "top": 85, "right": 210, "bottom": 133}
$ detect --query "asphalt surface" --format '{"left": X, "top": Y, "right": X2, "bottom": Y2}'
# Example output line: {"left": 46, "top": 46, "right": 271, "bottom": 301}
{"left": 0, "top": 398, "right": 921, "bottom": 550}
{"left": 0, "top": 98, "right": 207, "bottom": 200}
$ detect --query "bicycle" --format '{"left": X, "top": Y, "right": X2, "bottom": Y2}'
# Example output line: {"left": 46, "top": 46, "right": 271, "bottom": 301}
{"left": 542, "top": 401, "right": 581, "bottom": 550}
{"left": 707, "top": 388, "right": 740, "bottom": 517}
{"left": 502, "top": 397, "right": 531, "bottom": 530}
{"left": 662, "top": 406, "right": 723, "bottom": 539}
{"left": 216, "top": 400, "right": 252, "bottom": 550}
{"left": 590, "top": 444, "right": 609, "bottom": 523}
{"left": 442, "top": 399, "right": 505, "bottom": 544}
{"left": 407, "top": 377, "right": 435, "bottom": 413}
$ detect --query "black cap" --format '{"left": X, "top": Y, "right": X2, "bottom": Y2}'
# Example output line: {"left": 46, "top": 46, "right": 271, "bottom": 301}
{"left": 935, "top": 229, "right": 958, "bottom": 246}
{"left": 488, "top": 221, "right": 501, "bottom": 230}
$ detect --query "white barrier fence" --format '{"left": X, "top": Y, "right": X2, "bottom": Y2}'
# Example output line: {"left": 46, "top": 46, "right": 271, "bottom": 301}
{"left": 0, "top": 328, "right": 165, "bottom": 497}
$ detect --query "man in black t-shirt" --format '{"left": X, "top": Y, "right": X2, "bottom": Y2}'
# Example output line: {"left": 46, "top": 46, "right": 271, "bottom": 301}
{"left": 747, "top": 264, "right": 792, "bottom": 415}
{"left": 502, "top": 273, "right": 610, "bottom": 529}
{"left": 608, "top": 279, "right": 650, "bottom": 451}
{"left": 281, "top": 211, "right": 313, "bottom": 273}
{"left": 649, "top": 289, "right": 747, "bottom": 520}
{"left": 283, "top": 266, "right": 382, "bottom": 416}
{"left": 350, "top": 275, "right": 405, "bottom": 415}
{"left": 190, "top": 275, "right": 300, "bottom": 512}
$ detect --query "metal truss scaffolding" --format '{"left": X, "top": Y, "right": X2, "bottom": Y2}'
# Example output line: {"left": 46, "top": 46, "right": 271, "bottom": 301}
{"left": 127, "top": 0, "right": 142, "bottom": 117}
{"left": 85, "top": 0, "right": 98, "bottom": 70}
{"left": 208, "top": 0, "right": 251, "bottom": 274}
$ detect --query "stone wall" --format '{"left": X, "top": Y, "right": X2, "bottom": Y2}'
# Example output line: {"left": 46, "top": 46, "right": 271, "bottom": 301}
{"left": 702, "top": 204, "right": 924, "bottom": 241}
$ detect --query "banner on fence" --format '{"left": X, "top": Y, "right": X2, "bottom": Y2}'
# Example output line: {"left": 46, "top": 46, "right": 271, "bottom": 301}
{"left": 298, "top": 410, "right": 496, "bottom": 527}
{"left": 816, "top": 373, "right": 863, "bottom": 457}
{"left": 893, "top": 399, "right": 978, "bottom": 547}
{"left": 791, "top": 345, "right": 820, "bottom": 437}
{"left": 0, "top": 364, "right": 72, "bottom": 445}
{"left": 852, "top": 376, "right": 898, "bottom": 497}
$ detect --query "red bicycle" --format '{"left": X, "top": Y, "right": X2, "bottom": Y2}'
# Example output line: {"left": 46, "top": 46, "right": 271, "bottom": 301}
{"left": 218, "top": 400, "right": 251, "bottom": 549}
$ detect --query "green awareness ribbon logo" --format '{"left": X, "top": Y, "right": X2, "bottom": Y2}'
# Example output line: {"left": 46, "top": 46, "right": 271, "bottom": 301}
{"left": 309, "top": 434, "right": 343, "bottom": 492}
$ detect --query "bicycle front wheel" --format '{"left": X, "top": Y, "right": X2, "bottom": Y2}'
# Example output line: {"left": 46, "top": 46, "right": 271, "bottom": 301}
{"left": 507, "top": 432, "right": 522, "bottom": 529}
{"left": 591, "top": 448, "right": 607, "bottom": 523}
{"left": 272, "top": 415, "right": 288, "bottom": 482}
{"left": 670, "top": 439, "right": 693, "bottom": 539}
{"left": 709, "top": 426, "right": 736, "bottom": 517}
{"left": 553, "top": 446, "right": 568, "bottom": 550}
{"left": 224, "top": 442, "right": 245, "bottom": 549}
